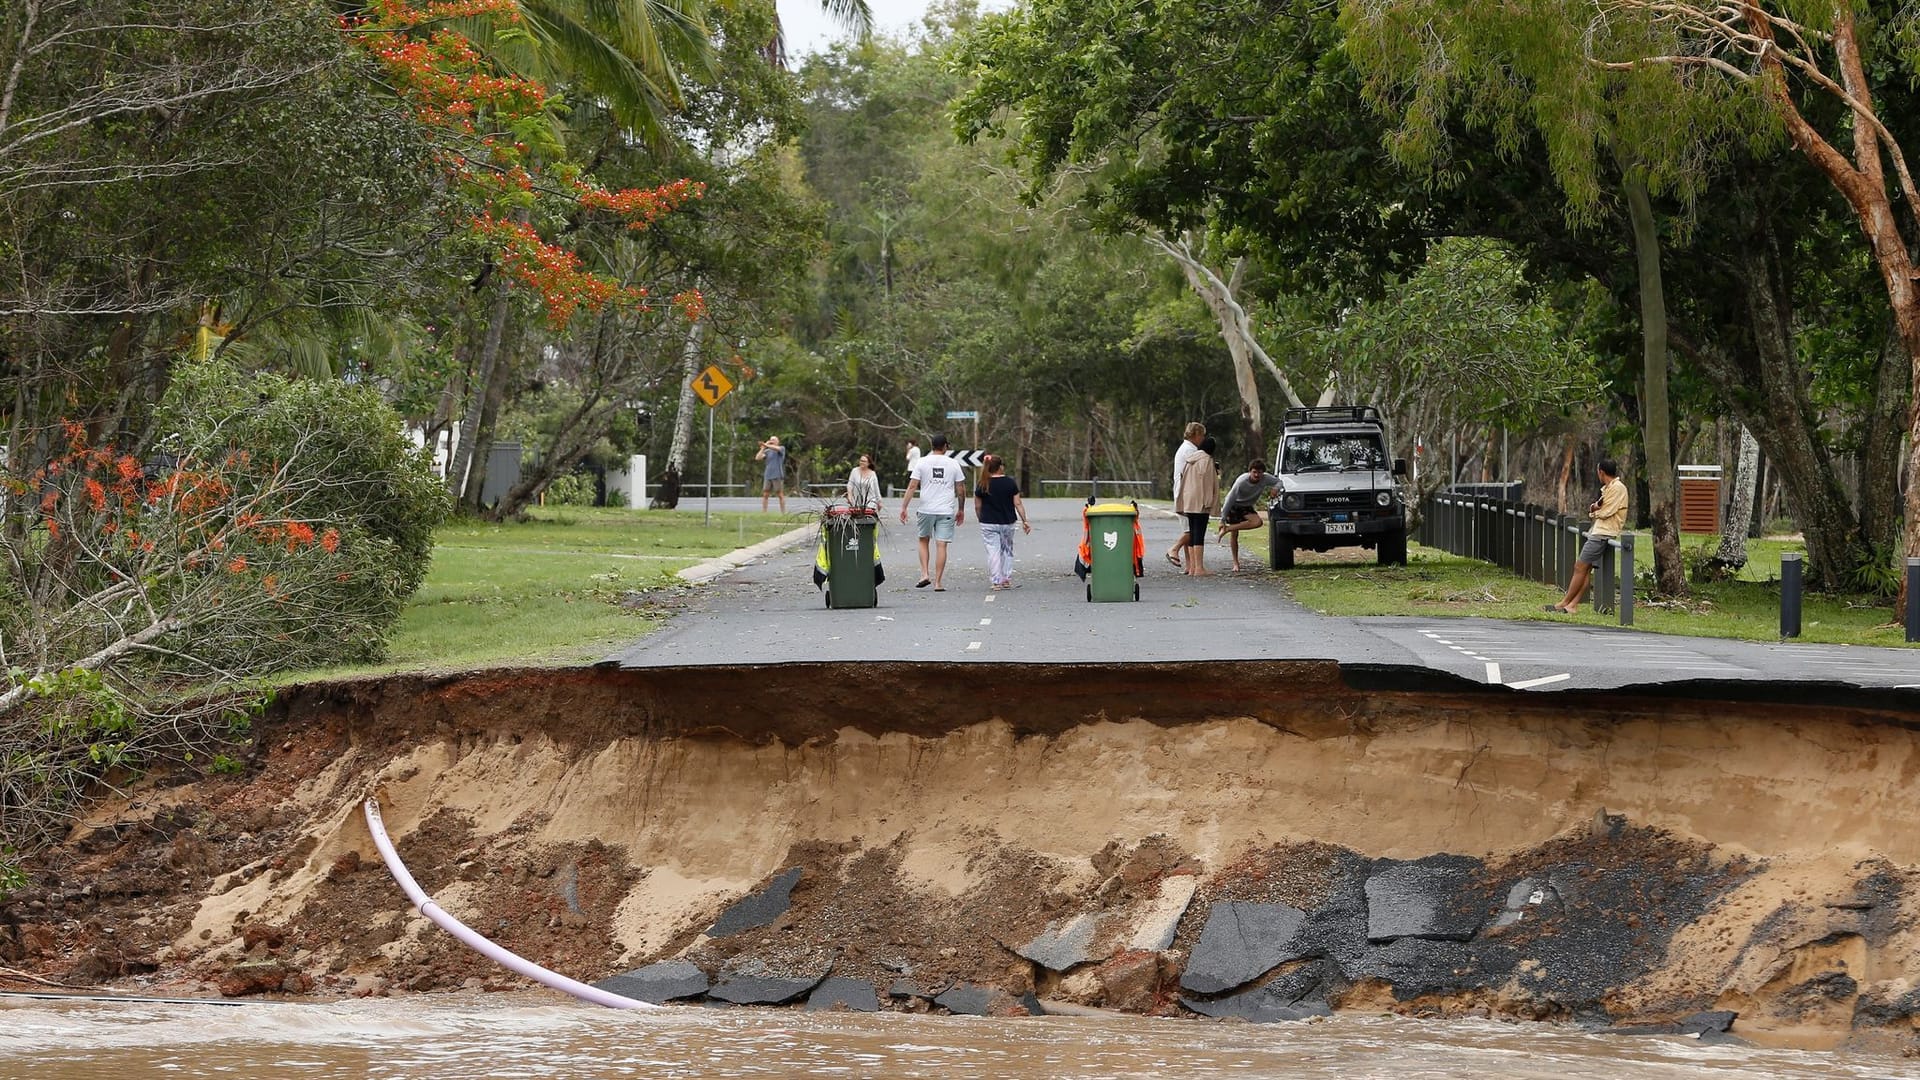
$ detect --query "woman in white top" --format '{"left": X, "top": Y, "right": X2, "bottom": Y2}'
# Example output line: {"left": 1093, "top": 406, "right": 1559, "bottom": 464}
{"left": 845, "top": 452, "right": 882, "bottom": 511}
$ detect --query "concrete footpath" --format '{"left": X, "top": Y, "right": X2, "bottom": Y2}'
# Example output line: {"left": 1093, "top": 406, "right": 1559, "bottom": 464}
{"left": 607, "top": 497, "right": 1920, "bottom": 696}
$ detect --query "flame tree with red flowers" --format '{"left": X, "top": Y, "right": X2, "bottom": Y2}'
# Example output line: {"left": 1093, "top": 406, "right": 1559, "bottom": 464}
{"left": 342, "top": 0, "right": 712, "bottom": 511}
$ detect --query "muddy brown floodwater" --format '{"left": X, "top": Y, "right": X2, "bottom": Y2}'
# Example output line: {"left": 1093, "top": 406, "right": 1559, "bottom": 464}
{"left": 4, "top": 995, "right": 1917, "bottom": 1079}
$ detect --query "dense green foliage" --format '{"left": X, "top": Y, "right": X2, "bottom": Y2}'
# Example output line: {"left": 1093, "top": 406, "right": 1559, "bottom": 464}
{"left": 156, "top": 361, "right": 451, "bottom": 662}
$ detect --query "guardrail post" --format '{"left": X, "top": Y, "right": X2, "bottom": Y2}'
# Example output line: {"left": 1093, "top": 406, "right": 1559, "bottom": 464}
{"left": 1510, "top": 505, "right": 1521, "bottom": 575}
{"left": 1780, "top": 552, "right": 1802, "bottom": 638}
{"left": 1619, "top": 534, "right": 1634, "bottom": 626}
{"left": 1595, "top": 535, "right": 1614, "bottom": 614}
{"left": 1497, "top": 503, "right": 1512, "bottom": 572}
{"left": 1536, "top": 513, "right": 1549, "bottom": 585}
{"left": 1560, "top": 516, "right": 1576, "bottom": 590}
{"left": 1907, "top": 558, "right": 1920, "bottom": 643}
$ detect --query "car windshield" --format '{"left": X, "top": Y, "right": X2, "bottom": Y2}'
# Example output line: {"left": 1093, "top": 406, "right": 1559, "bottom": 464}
{"left": 1281, "top": 433, "right": 1385, "bottom": 473}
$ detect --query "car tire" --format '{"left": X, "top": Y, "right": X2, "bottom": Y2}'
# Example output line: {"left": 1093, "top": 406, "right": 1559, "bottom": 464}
{"left": 1271, "top": 538, "right": 1295, "bottom": 570}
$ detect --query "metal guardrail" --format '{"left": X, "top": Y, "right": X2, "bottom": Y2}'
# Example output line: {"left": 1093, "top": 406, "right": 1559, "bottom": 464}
{"left": 1430, "top": 496, "right": 1920, "bottom": 642}
{"left": 1039, "top": 479, "right": 1152, "bottom": 500}
{"left": 1420, "top": 492, "right": 1635, "bottom": 626}
{"left": 673, "top": 483, "right": 747, "bottom": 494}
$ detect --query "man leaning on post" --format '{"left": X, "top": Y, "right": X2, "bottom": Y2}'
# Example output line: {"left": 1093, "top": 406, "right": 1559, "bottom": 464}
{"left": 1547, "top": 458, "right": 1628, "bottom": 614}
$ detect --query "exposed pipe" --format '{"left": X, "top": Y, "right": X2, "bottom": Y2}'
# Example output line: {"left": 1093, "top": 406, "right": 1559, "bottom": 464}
{"left": 362, "top": 797, "right": 657, "bottom": 1011}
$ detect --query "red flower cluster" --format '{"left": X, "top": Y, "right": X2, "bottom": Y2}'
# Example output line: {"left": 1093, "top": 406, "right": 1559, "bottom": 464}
{"left": 367, "top": 0, "right": 520, "bottom": 28}
{"left": 344, "top": 0, "right": 706, "bottom": 329}
{"left": 473, "top": 214, "right": 650, "bottom": 327}
{"left": 357, "top": 31, "right": 547, "bottom": 130}
{"left": 575, "top": 177, "right": 705, "bottom": 231}
{"left": 16, "top": 426, "right": 349, "bottom": 585}
{"left": 671, "top": 288, "right": 707, "bottom": 323}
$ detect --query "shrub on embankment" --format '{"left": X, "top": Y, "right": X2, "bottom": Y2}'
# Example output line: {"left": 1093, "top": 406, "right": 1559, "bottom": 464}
{"left": 0, "top": 361, "right": 448, "bottom": 892}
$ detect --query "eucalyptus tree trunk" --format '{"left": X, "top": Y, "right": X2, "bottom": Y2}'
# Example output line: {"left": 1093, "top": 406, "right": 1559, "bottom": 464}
{"left": 1738, "top": 0, "right": 1920, "bottom": 607}
{"left": 1680, "top": 198, "right": 1865, "bottom": 588}
{"left": 1711, "top": 426, "right": 1759, "bottom": 572}
{"left": 1143, "top": 232, "right": 1313, "bottom": 465}
{"left": 447, "top": 255, "right": 514, "bottom": 502}
{"left": 1859, "top": 325, "right": 1909, "bottom": 549}
{"left": 1624, "top": 176, "right": 1686, "bottom": 596}
{"left": 651, "top": 317, "right": 705, "bottom": 509}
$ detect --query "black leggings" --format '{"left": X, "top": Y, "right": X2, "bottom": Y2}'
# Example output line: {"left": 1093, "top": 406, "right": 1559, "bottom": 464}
{"left": 1186, "top": 513, "right": 1209, "bottom": 547}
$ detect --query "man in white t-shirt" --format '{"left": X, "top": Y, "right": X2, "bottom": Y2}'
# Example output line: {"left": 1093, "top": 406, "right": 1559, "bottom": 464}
{"left": 897, "top": 434, "right": 967, "bottom": 591}
{"left": 905, "top": 438, "right": 921, "bottom": 476}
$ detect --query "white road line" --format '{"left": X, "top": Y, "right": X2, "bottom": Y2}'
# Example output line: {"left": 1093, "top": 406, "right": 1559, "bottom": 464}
{"left": 1448, "top": 645, "right": 1468, "bottom": 652}
{"left": 966, "top": 641, "right": 982, "bottom": 651}
{"left": 1435, "top": 639, "right": 1453, "bottom": 645}
{"left": 1508, "top": 673, "right": 1572, "bottom": 690}
{"left": 984, "top": 595, "right": 995, "bottom": 603}
{"left": 979, "top": 618, "right": 992, "bottom": 626}
{"left": 1486, "top": 662, "right": 1501, "bottom": 684}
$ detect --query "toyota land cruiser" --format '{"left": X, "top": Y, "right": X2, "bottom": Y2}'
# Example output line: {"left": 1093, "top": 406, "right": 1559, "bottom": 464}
{"left": 1267, "top": 405, "right": 1408, "bottom": 569}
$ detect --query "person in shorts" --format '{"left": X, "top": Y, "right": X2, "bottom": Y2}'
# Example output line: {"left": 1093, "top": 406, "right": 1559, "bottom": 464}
{"left": 1217, "top": 460, "right": 1281, "bottom": 571}
{"left": 755, "top": 435, "right": 787, "bottom": 513}
{"left": 897, "top": 434, "right": 966, "bottom": 591}
{"left": 1548, "top": 457, "right": 1628, "bottom": 613}
{"left": 1173, "top": 436, "right": 1219, "bottom": 576}
{"left": 1166, "top": 421, "right": 1206, "bottom": 569}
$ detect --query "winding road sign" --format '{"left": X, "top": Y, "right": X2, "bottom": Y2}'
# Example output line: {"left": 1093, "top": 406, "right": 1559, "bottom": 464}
{"left": 949, "top": 450, "right": 987, "bottom": 468}
{"left": 691, "top": 365, "right": 734, "bottom": 408}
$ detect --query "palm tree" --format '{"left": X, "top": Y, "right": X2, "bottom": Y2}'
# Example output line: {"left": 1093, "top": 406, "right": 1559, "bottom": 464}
{"left": 771, "top": 0, "right": 872, "bottom": 67}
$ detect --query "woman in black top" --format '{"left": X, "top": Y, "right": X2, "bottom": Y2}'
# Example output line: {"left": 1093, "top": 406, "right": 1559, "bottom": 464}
{"left": 974, "top": 454, "right": 1030, "bottom": 589}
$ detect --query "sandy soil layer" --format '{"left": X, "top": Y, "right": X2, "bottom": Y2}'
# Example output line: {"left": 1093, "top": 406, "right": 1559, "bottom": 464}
{"left": 3, "top": 663, "right": 1918, "bottom": 1051}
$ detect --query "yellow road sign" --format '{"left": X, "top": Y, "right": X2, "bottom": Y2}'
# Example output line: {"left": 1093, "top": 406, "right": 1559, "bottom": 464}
{"left": 691, "top": 364, "right": 734, "bottom": 408}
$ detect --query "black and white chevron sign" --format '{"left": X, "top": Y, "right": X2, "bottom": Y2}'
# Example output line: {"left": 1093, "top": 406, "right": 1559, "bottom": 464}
{"left": 948, "top": 450, "right": 987, "bottom": 468}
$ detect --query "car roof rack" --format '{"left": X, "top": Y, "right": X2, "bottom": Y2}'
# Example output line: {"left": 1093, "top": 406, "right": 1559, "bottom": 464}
{"left": 1283, "top": 405, "right": 1382, "bottom": 426}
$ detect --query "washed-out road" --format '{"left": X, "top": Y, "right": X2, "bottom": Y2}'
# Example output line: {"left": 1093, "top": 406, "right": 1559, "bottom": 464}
{"left": 608, "top": 497, "right": 1920, "bottom": 698}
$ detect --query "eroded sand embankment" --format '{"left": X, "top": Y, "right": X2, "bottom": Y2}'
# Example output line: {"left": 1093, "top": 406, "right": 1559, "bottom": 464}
{"left": 5, "top": 663, "right": 1920, "bottom": 1050}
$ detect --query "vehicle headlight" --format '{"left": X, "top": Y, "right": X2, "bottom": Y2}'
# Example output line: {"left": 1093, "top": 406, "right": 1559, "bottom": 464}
{"left": 1282, "top": 493, "right": 1303, "bottom": 511}
{"left": 1375, "top": 491, "right": 1393, "bottom": 507}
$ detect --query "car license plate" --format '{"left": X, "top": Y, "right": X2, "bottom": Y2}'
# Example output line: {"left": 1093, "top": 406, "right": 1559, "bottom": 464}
{"left": 1325, "top": 522, "right": 1356, "bottom": 534}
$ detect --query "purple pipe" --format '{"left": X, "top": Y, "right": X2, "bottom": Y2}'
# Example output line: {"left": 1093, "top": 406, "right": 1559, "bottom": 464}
{"left": 362, "top": 797, "right": 658, "bottom": 1011}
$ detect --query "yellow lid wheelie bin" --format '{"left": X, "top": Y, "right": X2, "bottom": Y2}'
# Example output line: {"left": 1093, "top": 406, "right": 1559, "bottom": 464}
{"left": 1080, "top": 500, "right": 1142, "bottom": 602}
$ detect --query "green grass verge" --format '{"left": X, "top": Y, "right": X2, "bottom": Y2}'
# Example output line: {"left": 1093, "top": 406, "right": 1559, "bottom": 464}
{"left": 287, "top": 506, "right": 804, "bottom": 679}
{"left": 1276, "top": 532, "right": 1913, "bottom": 648}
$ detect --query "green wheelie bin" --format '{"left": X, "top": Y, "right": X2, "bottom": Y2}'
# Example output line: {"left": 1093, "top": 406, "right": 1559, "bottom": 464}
{"left": 1083, "top": 500, "right": 1141, "bottom": 602}
{"left": 821, "top": 507, "right": 879, "bottom": 609}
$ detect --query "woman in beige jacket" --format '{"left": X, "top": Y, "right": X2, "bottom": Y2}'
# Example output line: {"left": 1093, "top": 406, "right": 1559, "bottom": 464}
{"left": 1174, "top": 436, "right": 1220, "bottom": 576}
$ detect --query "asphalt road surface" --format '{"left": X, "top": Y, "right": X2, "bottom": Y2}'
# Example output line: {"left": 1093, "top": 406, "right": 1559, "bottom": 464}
{"left": 610, "top": 497, "right": 1920, "bottom": 696}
